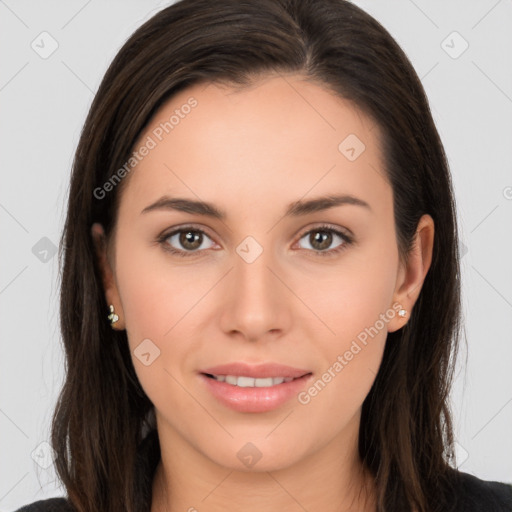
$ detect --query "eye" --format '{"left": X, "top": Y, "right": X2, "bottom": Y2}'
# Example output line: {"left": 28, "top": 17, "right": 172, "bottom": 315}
{"left": 296, "top": 224, "right": 353, "bottom": 257}
{"left": 157, "top": 223, "right": 353, "bottom": 258}
{"left": 159, "top": 226, "right": 216, "bottom": 257}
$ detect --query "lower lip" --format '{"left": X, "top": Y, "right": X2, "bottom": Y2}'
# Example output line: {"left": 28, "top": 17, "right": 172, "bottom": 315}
{"left": 199, "top": 373, "right": 313, "bottom": 413}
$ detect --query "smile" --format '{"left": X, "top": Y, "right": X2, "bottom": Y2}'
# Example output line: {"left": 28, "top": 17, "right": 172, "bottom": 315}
{"left": 204, "top": 374, "right": 296, "bottom": 387}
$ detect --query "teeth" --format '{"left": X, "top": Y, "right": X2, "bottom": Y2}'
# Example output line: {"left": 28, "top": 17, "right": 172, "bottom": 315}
{"left": 211, "top": 375, "right": 296, "bottom": 387}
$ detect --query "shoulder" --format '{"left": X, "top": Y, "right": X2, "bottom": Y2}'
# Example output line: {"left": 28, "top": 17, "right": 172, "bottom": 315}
{"left": 447, "top": 469, "right": 512, "bottom": 511}
{"left": 13, "top": 497, "right": 74, "bottom": 512}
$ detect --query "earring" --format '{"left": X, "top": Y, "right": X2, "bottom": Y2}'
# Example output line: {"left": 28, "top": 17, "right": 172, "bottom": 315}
{"left": 107, "top": 304, "right": 119, "bottom": 326}
{"left": 398, "top": 309, "right": 407, "bottom": 318}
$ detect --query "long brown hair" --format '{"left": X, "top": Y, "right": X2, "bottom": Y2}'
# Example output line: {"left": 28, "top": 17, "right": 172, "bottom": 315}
{"left": 53, "top": 0, "right": 462, "bottom": 510}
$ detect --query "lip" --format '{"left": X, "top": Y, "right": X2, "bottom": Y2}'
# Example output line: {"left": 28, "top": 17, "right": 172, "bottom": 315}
{"left": 198, "top": 363, "right": 313, "bottom": 413}
{"left": 200, "top": 362, "right": 311, "bottom": 379}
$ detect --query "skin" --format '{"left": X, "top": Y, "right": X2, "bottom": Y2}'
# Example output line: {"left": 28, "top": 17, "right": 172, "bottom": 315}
{"left": 92, "top": 73, "right": 434, "bottom": 512}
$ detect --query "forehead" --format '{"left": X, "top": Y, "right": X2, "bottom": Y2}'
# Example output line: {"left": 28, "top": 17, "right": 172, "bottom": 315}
{"left": 119, "top": 73, "right": 390, "bottom": 219}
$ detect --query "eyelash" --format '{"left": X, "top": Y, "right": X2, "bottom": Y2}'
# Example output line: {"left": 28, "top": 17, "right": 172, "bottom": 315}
{"left": 157, "top": 223, "right": 354, "bottom": 259}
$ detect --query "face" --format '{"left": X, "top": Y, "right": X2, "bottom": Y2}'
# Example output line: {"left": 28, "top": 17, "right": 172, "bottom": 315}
{"left": 93, "top": 73, "right": 432, "bottom": 473}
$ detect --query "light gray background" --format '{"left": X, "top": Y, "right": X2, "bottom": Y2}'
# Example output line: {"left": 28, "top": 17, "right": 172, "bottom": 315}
{"left": 1, "top": 0, "right": 511, "bottom": 509}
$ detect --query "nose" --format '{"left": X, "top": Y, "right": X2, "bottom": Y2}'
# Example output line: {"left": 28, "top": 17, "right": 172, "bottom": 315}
{"left": 218, "top": 242, "right": 292, "bottom": 343}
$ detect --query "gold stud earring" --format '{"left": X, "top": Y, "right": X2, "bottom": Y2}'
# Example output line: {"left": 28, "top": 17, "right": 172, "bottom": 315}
{"left": 108, "top": 304, "right": 119, "bottom": 326}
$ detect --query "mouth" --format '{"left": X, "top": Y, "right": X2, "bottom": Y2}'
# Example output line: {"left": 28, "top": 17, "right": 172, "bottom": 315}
{"left": 198, "top": 368, "right": 314, "bottom": 413}
{"left": 199, "top": 361, "right": 311, "bottom": 380}
{"left": 201, "top": 373, "right": 311, "bottom": 388}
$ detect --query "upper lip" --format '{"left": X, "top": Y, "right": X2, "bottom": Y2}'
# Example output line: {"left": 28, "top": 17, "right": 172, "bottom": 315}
{"left": 200, "top": 362, "right": 311, "bottom": 379}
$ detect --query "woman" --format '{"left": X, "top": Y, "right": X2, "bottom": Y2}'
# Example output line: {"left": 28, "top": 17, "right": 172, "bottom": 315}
{"left": 15, "top": 0, "right": 512, "bottom": 511}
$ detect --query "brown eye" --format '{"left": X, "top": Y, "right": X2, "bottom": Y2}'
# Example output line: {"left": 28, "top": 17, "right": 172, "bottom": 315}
{"left": 309, "top": 230, "right": 333, "bottom": 251}
{"left": 163, "top": 227, "right": 215, "bottom": 255}
{"left": 297, "top": 225, "right": 353, "bottom": 257}
{"left": 178, "top": 230, "right": 202, "bottom": 250}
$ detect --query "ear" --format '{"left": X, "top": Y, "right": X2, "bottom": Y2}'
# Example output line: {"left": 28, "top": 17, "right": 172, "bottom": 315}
{"left": 91, "top": 222, "right": 125, "bottom": 330}
{"left": 387, "top": 214, "right": 434, "bottom": 333}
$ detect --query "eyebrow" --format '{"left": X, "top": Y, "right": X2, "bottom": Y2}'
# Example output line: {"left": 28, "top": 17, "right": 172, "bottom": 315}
{"left": 140, "top": 194, "right": 371, "bottom": 219}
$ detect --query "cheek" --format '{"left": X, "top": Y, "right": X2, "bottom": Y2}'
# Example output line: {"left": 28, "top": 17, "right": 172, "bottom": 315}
{"left": 114, "top": 230, "right": 207, "bottom": 341}
{"left": 304, "top": 236, "right": 398, "bottom": 343}
{"left": 113, "top": 233, "right": 227, "bottom": 409}
{"left": 296, "top": 240, "right": 397, "bottom": 414}
{"left": 296, "top": 296, "right": 389, "bottom": 443}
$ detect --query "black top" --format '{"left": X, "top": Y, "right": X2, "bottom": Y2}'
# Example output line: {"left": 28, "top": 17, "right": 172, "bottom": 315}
{"left": 14, "top": 429, "right": 512, "bottom": 511}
